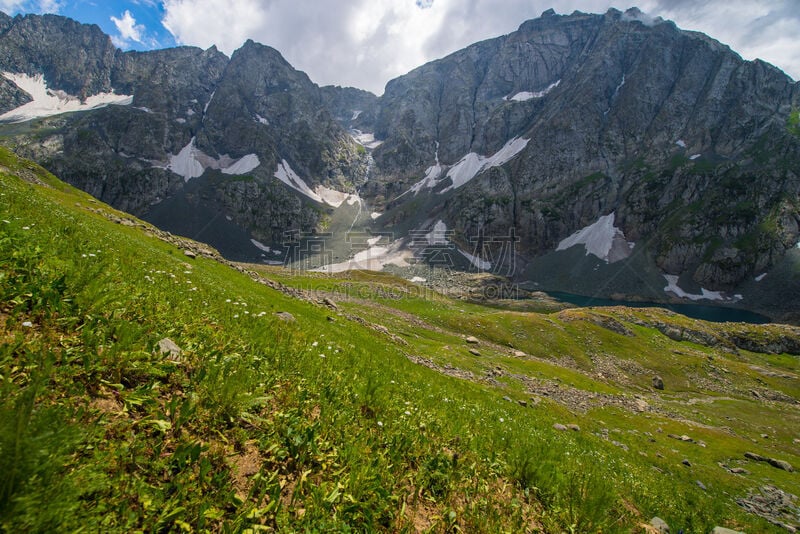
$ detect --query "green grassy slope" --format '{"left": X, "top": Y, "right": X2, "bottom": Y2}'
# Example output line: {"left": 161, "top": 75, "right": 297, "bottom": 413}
{"left": 1, "top": 145, "right": 798, "bottom": 532}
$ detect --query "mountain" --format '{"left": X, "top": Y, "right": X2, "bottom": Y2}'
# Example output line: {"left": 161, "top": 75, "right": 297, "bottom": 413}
{"left": 0, "top": 8, "right": 798, "bottom": 320}
{"left": 0, "top": 12, "right": 368, "bottom": 259}
{"left": 360, "top": 8, "right": 800, "bottom": 318}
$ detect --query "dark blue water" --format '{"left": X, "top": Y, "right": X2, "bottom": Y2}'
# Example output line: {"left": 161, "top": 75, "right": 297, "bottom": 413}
{"left": 545, "top": 291, "right": 771, "bottom": 324}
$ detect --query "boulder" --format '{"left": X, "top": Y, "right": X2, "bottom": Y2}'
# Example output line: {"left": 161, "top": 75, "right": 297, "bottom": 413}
{"left": 652, "top": 376, "right": 665, "bottom": 390}
{"left": 650, "top": 516, "right": 670, "bottom": 533}
{"left": 158, "top": 337, "right": 182, "bottom": 360}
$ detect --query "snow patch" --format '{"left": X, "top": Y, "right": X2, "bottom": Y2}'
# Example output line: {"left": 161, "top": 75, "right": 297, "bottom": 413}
{"left": 409, "top": 163, "right": 443, "bottom": 194}
{"left": 250, "top": 239, "right": 272, "bottom": 253}
{"left": 275, "top": 160, "right": 323, "bottom": 203}
{"left": 556, "top": 212, "right": 634, "bottom": 263}
{"left": 504, "top": 80, "right": 561, "bottom": 102}
{"left": 676, "top": 139, "right": 686, "bottom": 148}
{"left": 459, "top": 249, "right": 491, "bottom": 271}
{"left": 313, "top": 240, "right": 412, "bottom": 273}
{"left": 273, "top": 160, "right": 354, "bottom": 207}
{"left": 203, "top": 91, "right": 215, "bottom": 114}
{"left": 165, "top": 138, "right": 260, "bottom": 180}
{"left": 755, "top": 273, "right": 767, "bottom": 282}
{"left": 689, "top": 154, "right": 701, "bottom": 160}
{"left": 426, "top": 220, "right": 449, "bottom": 245}
{"left": 351, "top": 110, "right": 362, "bottom": 120}
{"left": 175, "top": 118, "right": 186, "bottom": 124}
{"left": 0, "top": 72, "right": 133, "bottom": 123}
{"left": 221, "top": 153, "right": 260, "bottom": 175}
{"left": 370, "top": 212, "right": 382, "bottom": 220}
{"left": 409, "top": 276, "right": 427, "bottom": 283}
{"left": 168, "top": 137, "right": 205, "bottom": 181}
{"left": 351, "top": 129, "right": 383, "bottom": 149}
{"left": 314, "top": 185, "right": 358, "bottom": 208}
{"left": 255, "top": 113, "right": 269, "bottom": 125}
{"left": 405, "top": 137, "right": 528, "bottom": 195}
{"left": 440, "top": 137, "right": 529, "bottom": 193}
{"left": 662, "top": 275, "right": 740, "bottom": 302}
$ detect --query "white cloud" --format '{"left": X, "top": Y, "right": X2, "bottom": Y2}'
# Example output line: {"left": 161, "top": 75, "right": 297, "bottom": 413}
{"left": 161, "top": 0, "right": 268, "bottom": 56}
{"left": 111, "top": 10, "right": 145, "bottom": 46}
{"left": 158, "top": 0, "right": 800, "bottom": 94}
{"left": 0, "top": 0, "right": 61, "bottom": 13}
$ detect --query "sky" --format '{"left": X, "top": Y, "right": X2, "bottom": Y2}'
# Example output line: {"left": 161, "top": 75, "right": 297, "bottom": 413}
{"left": 1, "top": 0, "right": 798, "bottom": 94}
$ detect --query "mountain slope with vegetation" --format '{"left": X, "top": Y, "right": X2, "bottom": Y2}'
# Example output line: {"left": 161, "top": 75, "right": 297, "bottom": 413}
{"left": 2, "top": 147, "right": 799, "bottom": 532}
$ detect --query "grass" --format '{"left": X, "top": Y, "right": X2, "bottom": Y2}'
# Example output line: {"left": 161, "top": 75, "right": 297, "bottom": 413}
{"left": 1, "top": 145, "right": 798, "bottom": 532}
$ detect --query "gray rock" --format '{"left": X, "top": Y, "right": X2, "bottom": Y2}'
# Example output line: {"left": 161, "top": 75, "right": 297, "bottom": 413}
{"left": 275, "top": 312, "right": 295, "bottom": 322}
{"left": 649, "top": 516, "right": 670, "bottom": 533}
{"left": 682, "top": 459, "right": 692, "bottom": 467}
{"left": 468, "top": 348, "right": 481, "bottom": 357}
{"left": 553, "top": 423, "right": 568, "bottom": 431}
{"left": 696, "top": 480, "right": 707, "bottom": 490}
{"left": 745, "top": 451, "right": 794, "bottom": 472}
{"left": 158, "top": 337, "right": 182, "bottom": 360}
{"left": 566, "top": 424, "right": 581, "bottom": 432}
{"left": 465, "top": 336, "right": 480, "bottom": 344}
{"left": 183, "top": 250, "right": 196, "bottom": 259}
{"left": 767, "top": 458, "right": 794, "bottom": 472}
{"left": 652, "top": 376, "right": 665, "bottom": 390}
{"left": 710, "top": 528, "right": 744, "bottom": 534}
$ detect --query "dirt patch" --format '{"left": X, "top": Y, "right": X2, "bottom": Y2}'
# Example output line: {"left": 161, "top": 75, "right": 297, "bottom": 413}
{"left": 89, "top": 395, "right": 123, "bottom": 415}
{"left": 228, "top": 441, "right": 263, "bottom": 498}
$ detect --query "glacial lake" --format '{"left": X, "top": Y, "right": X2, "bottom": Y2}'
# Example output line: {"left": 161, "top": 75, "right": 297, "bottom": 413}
{"left": 545, "top": 291, "right": 771, "bottom": 324}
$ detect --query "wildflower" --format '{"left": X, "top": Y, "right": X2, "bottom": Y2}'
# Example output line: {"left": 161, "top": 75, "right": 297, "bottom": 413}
{"left": 320, "top": 354, "right": 326, "bottom": 358}
{"left": 233, "top": 314, "right": 239, "bottom": 318}
{"left": 499, "top": 417, "right": 504, "bottom": 423}
{"left": 377, "top": 421, "right": 383, "bottom": 427}
{"left": 226, "top": 299, "right": 231, "bottom": 303}
{"left": 404, "top": 411, "right": 411, "bottom": 416}
{"left": 312, "top": 341, "right": 319, "bottom": 347}
{"left": 22, "top": 226, "right": 30, "bottom": 230}
{"left": 22, "top": 321, "right": 33, "bottom": 328}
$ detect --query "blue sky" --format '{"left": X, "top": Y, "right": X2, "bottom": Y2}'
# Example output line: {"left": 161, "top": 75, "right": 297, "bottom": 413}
{"left": 1, "top": 0, "right": 798, "bottom": 94}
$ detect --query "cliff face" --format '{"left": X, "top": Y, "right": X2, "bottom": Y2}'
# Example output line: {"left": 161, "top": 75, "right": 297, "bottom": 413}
{"left": 0, "top": 8, "right": 798, "bottom": 301}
